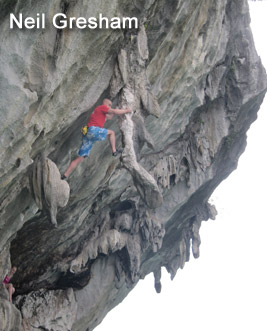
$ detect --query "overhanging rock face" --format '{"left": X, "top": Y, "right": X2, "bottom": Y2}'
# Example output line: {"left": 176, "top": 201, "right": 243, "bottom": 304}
{"left": 0, "top": 0, "right": 266, "bottom": 330}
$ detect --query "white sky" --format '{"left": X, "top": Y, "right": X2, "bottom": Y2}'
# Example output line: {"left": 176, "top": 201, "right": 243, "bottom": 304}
{"left": 96, "top": 2, "right": 267, "bottom": 330}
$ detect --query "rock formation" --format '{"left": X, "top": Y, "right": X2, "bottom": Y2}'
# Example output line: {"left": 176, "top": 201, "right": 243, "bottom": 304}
{"left": 0, "top": 284, "right": 21, "bottom": 331}
{"left": 0, "top": 0, "right": 266, "bottom": 330}
{"left": 31, "top": 154, "right": 70, "bottom": 226}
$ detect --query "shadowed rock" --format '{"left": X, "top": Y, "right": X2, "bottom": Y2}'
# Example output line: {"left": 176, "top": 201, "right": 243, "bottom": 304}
{"left": 0, "top": 0, "right": 266, "bottom": 330}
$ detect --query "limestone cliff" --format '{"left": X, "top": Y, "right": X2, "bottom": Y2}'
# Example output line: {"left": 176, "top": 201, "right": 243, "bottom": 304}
{"left": 0, "top": 0, "right": 266, "bottom": 330}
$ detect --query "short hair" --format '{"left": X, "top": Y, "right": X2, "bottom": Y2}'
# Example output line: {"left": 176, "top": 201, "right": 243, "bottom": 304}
{"left": 103, "top": 98, "right": 112, "bottom": 105}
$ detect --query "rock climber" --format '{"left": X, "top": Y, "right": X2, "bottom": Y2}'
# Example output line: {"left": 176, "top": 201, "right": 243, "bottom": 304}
{"left": 2, "top": 266, "right": 17, "bottom": 303}
{"left": 62, "top": 99, "right": 132, "bottom": 179}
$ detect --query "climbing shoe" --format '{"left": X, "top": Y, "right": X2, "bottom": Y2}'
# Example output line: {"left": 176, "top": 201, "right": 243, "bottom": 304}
{"left": 112, "top": 148, "right": 123, "bottom": 157}
{"left": 61, "top": 174, "right": 67, "bottom": 180}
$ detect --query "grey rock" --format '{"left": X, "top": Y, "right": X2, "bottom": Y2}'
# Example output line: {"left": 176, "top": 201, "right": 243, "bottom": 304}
{"left": 111, "top": 23, "right": 164, "bottom": 208}
{"left": 153, "top": 268, "right": 162, "bottom": 293}
{"left": 15, "top": 288, "right": 77, "bottom": 331}
{"left": 0, "top": 286, "right": 22, "bottom": 331}
{"left": 119, "top": 112, "right": 163, "bottom": 209}
{"left": 0, "top": 0, "right": 266, "bottom": 330}
{"left": 0, "top": 243, "right": 11, "bottom": 282}
{"left": 31, "top": 154, "right": 70, "bottom": 226}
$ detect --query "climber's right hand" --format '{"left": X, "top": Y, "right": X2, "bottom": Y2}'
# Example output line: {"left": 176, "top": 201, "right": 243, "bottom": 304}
{"left": 125, "top": 106, "right": 132, "bottom": 113}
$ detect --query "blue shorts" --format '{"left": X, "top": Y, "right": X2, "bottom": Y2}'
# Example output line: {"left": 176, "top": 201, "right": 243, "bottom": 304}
{"left": 78, "top": 126, "right": 108, "bottom": 157}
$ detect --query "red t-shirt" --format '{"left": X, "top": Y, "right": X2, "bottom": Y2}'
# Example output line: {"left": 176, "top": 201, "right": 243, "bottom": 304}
{"left": 88, "top": 105, "right": 109, "bottom": 128}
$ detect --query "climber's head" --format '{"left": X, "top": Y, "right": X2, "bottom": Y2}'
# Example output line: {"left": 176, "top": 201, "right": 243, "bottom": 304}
{"left": 103, "top": 98, "right": 112, "bottom": 108}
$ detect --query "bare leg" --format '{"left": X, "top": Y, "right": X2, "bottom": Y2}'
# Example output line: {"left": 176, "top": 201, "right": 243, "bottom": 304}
{"left": 107, "top": 130, "right": 116, "bottom": 153}
{"left": 7, "top": 284, "right": 14, "bottom": 303}
{"left": 64, "top": 156, "right": 84, "bottom": 178}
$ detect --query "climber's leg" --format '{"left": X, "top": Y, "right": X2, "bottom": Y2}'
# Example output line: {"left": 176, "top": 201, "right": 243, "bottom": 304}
{"left": 62, "top": 126, "right": 120, "bottom": 179}
{"left": 7, "top": 284, "right": 15, "bottom": 303}
{"left": 107, "top": 129, "right": 116, "bottom": 153}
{"left": 62, "top": 130, "right": 96, "bottom": 179}
{"left": 63, "top": 156, "right": 84, "bottom": 178}
{"left": 107, "top": 129, "right": 123, "bottom": 156}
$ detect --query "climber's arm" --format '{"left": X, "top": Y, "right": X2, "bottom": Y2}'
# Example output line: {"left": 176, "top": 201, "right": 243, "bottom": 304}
{"left": 108, "top": 106, "right": 132, "bottom": 115}
{"left": 106, "top": 113, "right": 114, "bottom": 120}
